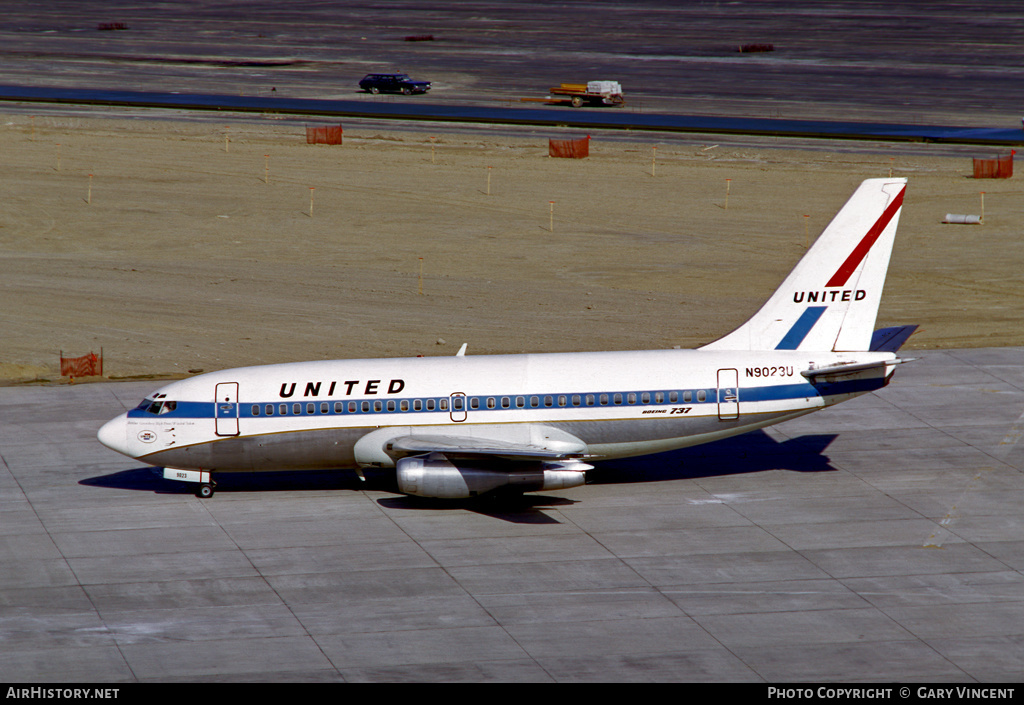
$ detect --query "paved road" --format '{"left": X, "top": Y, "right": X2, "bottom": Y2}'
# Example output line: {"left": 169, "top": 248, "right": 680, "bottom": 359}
{"left": 2, "top": 84, "right": 1020, "bottom": 145}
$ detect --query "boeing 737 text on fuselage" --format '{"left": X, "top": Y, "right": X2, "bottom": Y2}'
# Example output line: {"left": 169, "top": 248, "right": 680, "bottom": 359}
{"left": 99, "top": 178, "right": 915, "bottom": 500}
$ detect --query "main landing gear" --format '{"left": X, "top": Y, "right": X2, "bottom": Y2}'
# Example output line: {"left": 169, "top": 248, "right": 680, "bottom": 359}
{"left": 195, "top": 482, "right": 216, "bottom": 499}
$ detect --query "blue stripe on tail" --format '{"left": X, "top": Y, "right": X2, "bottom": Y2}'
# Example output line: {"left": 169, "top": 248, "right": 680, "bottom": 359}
{"left": 775, "top": 306, "right": 827, "bottom": 350}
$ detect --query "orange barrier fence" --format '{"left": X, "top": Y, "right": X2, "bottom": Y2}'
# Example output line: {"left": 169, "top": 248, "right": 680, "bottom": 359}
{"left": 549, "top": 136, "right": 590, "bottom": 158}
{"left": 306, "top": 125, "right": 343, "bottom": 145}
{"left": 60, "top": 350, "right": 102, "bottom": 377}
{"left": 973, "top": 151, "right": 1014, "bottom": 178}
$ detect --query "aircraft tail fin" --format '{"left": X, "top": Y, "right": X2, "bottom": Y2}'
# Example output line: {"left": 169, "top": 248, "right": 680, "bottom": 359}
{"left": 700, "top": 178, "right": 907, "bottom": 353}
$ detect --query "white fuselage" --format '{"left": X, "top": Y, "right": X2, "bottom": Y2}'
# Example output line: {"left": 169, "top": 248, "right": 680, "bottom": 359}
{"left": 98, "top": 347, "right": 896, "bottom": 473}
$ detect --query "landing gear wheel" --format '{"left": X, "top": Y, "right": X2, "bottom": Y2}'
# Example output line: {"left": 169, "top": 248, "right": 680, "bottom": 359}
{"left": 196, "top": 483, "right": 215, "bottom": 499}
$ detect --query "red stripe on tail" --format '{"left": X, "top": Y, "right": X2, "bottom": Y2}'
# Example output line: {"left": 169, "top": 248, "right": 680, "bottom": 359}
{"left": 825, "top": 186, "right": 905, "bottom": 288}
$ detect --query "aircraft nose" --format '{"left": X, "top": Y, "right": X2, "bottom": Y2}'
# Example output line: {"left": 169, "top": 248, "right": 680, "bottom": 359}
{"left": 97, "top": 415, "right": 130, "bottom": 457}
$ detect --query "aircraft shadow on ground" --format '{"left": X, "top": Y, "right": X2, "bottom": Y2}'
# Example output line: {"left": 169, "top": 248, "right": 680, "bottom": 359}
{"left": 79, "top": 466, "right": 369, "bottom": 495}
{"left": 380, "top": 431, "right": 838, "bottom": 522}
{"left": 81, "top": 431, "right": 836, "bottom": 524}
{"left": 586, "top": 430, "right": 838, "bottom": 486}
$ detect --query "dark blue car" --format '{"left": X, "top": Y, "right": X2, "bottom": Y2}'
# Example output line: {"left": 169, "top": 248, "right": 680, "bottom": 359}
{"left": 359, "top": 73, "right": 431, "bottom": 95}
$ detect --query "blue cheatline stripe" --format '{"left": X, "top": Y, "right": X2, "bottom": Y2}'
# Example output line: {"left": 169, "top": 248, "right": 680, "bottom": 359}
{"left": 125, "top": 375, "right": 888, "bottom": 424}
{"left": 775, "top": 306, "right": 827, "bottom": 350}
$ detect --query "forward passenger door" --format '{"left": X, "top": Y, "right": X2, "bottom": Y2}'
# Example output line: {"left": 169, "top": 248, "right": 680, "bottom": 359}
{"left": 215, "top": 382, "right": 240, "bottom": 436}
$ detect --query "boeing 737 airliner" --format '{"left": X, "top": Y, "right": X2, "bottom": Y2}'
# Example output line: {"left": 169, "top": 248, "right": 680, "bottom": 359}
{"left": 98, "top": 178, "right": 915, "bottom": 499}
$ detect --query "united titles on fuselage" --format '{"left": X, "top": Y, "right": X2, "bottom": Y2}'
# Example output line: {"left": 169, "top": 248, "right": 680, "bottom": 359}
{"left": 279, "top": 379, "right": 406, "bottom": 398}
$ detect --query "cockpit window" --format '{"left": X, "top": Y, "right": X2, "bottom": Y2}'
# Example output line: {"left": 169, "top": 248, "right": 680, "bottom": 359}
{"left": 143, "top": 400, "right": 177, "bottom": 415}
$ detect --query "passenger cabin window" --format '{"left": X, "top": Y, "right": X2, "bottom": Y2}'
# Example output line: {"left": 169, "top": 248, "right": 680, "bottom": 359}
{"left": 231, "top": 389, "right": 718, "bottom": 419}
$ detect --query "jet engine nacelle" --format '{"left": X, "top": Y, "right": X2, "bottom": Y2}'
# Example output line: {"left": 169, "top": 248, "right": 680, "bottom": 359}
{"left": 396, "top": 453, "right": 588, "bottom": 499}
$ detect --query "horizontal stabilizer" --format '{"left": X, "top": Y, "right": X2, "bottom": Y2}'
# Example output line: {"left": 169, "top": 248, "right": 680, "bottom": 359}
{"left": 801, "top": 358, "right": 907, "bottom": 380}
{"left": 869, "top": 325, "right": 918, "bottom": 352}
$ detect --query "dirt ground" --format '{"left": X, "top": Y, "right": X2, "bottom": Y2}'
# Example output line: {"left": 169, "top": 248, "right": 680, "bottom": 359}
{"left": 1, "top": 114, "right": 1021, "bottom": 384}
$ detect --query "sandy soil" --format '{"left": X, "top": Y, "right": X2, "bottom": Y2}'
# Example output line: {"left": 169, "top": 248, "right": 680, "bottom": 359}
{"left": 1, "top": 114, "right": 1021, "bottom": 384}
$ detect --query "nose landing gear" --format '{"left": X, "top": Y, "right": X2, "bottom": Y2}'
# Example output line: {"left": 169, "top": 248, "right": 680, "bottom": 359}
{"left": 163, "top": 468, "right": 217, "bottom": 499}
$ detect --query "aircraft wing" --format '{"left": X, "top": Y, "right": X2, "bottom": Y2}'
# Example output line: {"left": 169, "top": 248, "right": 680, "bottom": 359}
{"left": 387, "top": 434, "right": 589, "bottom": 461}
{"left": 385, "top": 429, "right": 594, "bottom": 498}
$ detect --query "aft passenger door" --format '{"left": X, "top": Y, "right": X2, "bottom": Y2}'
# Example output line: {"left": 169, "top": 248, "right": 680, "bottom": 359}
{"left": 215, "top": 382, "right": 240, "bottom": 436}
{"left": 717, "top": 369, "right": 739, "bottom": 421}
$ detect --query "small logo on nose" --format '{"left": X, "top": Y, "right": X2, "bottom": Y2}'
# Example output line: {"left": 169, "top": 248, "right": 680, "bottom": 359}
{"left": 138, "top": 430, "right": 157, "bottom": 443}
